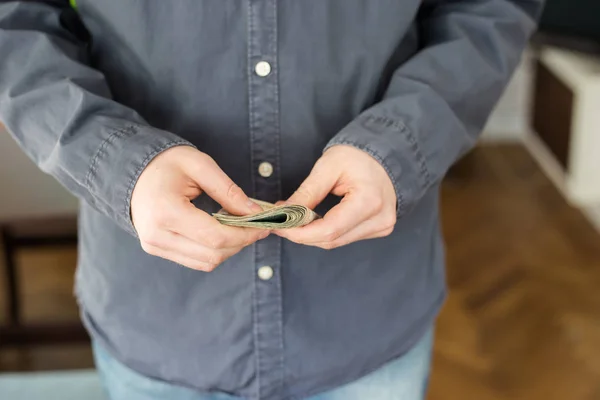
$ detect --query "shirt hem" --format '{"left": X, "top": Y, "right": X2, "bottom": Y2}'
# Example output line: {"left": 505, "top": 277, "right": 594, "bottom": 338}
{"left": 75, "top": 274, "right": 446, "bottom": 400}
{"left": 284, "top": 286, "right": 446, "bottom": 400}
{"left": 76, "top": 298, "right": 256, "bottom": 399}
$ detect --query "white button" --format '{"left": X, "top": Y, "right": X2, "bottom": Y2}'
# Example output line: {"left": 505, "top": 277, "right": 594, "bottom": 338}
{"left": 255, "top": 61, "right": 271, "bottom": 77}
{"left": 258, "top": 266, "right": 274, "bottom": 281}
{"left": 258, "top": 161, "right": 273, "bottom": 178}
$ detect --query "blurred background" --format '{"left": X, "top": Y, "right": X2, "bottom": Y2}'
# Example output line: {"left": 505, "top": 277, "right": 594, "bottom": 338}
{"left": 1, "top": 1, "right": 599, "bottom": 399}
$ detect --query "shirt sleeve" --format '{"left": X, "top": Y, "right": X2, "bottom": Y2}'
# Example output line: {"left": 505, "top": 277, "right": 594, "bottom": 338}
{"left": 0, "top": 1, "right": 193, "bottom": 236}
{"left": 325, "top": 0, "right": 544, "bottom": 217}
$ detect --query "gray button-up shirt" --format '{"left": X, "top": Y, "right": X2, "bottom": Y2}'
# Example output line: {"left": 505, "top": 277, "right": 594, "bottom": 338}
{"left": 0, "top": 1, "right": 542, "bottom": 399}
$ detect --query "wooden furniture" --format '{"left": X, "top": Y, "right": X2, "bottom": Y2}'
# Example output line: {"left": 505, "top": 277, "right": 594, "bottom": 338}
{"left": 528, "top": 46, "right": 600, "bottom": 207}
{"left": 0, "top": 216, "right": 89, "bottom": 346}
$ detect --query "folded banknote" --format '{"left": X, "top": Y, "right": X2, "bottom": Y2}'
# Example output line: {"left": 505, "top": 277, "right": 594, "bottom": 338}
{"left": 213, "top": 199, "right": 318, "bottom": 229}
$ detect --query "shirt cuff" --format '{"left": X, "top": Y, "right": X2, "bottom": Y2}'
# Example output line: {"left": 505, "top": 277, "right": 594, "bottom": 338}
{"left": 324, "top": 114, "right": 431, "bottom": 218}
{"left": 85, "top": 123, "right": 194, "bottom": 236}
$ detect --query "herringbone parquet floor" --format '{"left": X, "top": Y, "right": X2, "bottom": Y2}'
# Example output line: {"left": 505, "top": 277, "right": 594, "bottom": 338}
{"left": 430, "top": 145, "right": 600, "bottom": 400}
{"left": 1, "top": 144, "right": 600, "bottom": 400}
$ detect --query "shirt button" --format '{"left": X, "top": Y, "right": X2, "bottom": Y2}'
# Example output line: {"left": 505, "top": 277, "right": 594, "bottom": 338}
{"left": 255, "top": 61, "right": 271, "bottom": 77}
{"left": 258, "top": 161, "right": 273, "bottom": 178}
{"left": 258, "top": 266, "right": 274, "bottom": 281}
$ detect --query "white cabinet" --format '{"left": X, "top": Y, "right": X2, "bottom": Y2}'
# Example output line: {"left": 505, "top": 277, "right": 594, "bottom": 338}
{"left": 527, "top": 47, "right": 600, "bottom": 207}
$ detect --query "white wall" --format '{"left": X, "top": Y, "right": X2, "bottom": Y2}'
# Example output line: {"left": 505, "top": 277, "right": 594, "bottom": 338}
{"left": 0, "top": 130, "right": 78, "bottom": 221}
{"left": 482, "top": 51, "right": 534, "bottom": 141}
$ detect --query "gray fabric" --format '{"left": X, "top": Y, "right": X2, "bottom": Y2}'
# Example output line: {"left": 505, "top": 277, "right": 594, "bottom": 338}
{"left": 0, "top": 1, "right": 543, "bottom": 399}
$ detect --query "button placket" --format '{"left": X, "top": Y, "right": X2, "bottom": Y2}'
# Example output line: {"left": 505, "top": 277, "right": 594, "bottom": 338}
{"left": 247, "top": 0, "right": 284, "bottom": 399}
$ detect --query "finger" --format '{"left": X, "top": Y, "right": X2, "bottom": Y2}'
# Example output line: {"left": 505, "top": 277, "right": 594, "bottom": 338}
{"left": 170, "top": 201, "right": 270, "bottom": 249}
{"left": 150, "top": 230, "right": 244, "bottom": 266}
{"left": 185, "top": 153, "right": 262, "bottom": 215}
{"left": 275, "top": 193, "right": 375, "bottom": 244}
{"left": 309, "top": 217, "right": 395, "bottom": 249}
{"left": 287, "top": 160, "right": 338, "bottom": 209}
{"left": 141, "top": 243, "right": 217, "bottom": 272}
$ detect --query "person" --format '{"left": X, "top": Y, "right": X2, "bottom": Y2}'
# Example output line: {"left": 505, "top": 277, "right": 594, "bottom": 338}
{"left": 0, "top": 1, "right": 543, "bottom": 399}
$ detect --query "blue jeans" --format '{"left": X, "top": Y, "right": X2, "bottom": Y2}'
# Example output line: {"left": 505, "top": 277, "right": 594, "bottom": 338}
{"left": 93, "top": 328, "right": 433, "bottom": 400}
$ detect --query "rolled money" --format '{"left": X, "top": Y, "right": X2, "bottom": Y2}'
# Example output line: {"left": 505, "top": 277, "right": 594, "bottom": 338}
{"left": 213, "top": 199, "right": 318, "bottom": 229}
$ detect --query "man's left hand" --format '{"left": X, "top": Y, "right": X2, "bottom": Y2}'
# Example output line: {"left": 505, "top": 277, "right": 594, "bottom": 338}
{"left": 274, "top": 145, "right": 397, "bottom": 249}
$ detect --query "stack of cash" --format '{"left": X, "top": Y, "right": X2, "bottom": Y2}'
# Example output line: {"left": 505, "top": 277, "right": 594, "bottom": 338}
{"left": 213, "top": 199, "right": 318, "bottom": 229}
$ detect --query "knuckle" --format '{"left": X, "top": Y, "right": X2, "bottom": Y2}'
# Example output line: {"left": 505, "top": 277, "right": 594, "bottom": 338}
{"left": 380, "top": 227, "right": 394, "bottom": 237}
{"left": 320, "top": 241, "right": 337, "bottom": 250}
{"left": 371, "top": 196, "right": 384, "bottom": 212}
{"left": 191, "top": 229, "right": 210, "bottom": 245}
{"left": 142, "top": 229, "right": 162, "bottom": 247}
{"left": 208, "top": 234, "right": 227, "bottom": 249}
{"left": 191, "top": 262, "right": 211, "bottom": 272}
{"left": 384, "top": 212, "right": 397, "bottom": 227}
{"left": 208, "top": 251, "right": 226, "bottom": 265}
{"left": 203, "top": 263, "right": 219, "bottom": 272}
{"left": 153, "top": 208, "right": 172, "bottom": 227}
{"left": 140, "top": 241, "right": 157, "bottom": 255}
{"left": 324, "top": 230, "right": 341, "bottom": 242}
{"left": 361, "top": 192, "right": 382, "bottom": 211}
{"left": 355, "top": 195, "right": 371, "bottom": 211}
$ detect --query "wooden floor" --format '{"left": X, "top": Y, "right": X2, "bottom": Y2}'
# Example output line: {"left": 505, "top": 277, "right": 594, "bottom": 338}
{"left": 1, "top": 144, "right": 600, "bottom": 399}
{"left": 432, "top": 145, "right": 600, "bottom": 400}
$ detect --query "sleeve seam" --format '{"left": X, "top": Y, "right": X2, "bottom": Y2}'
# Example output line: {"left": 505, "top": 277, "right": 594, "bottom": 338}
{"left": 85, "top": 125, "right": 137, "bottom": 191}
{"left": 361, "top": 114, "right": 432, "bottom": 189}
{"left": 362, "top": 115, "right": 408, "bottom": 132}
{"left": 402, "top": 126, "right": 431, "bottom": 189}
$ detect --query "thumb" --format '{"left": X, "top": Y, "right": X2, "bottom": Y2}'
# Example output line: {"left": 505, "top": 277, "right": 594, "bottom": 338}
{"left": 187, "top": 153, "right": 262, "bottom": 215}
{"left": 287, "top": 161, "right": 338, "bottom": 210}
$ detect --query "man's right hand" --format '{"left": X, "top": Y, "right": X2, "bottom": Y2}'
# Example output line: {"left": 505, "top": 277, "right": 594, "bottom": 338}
{"left": 130, "top": 146, "right": 267, "bottom": 272}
